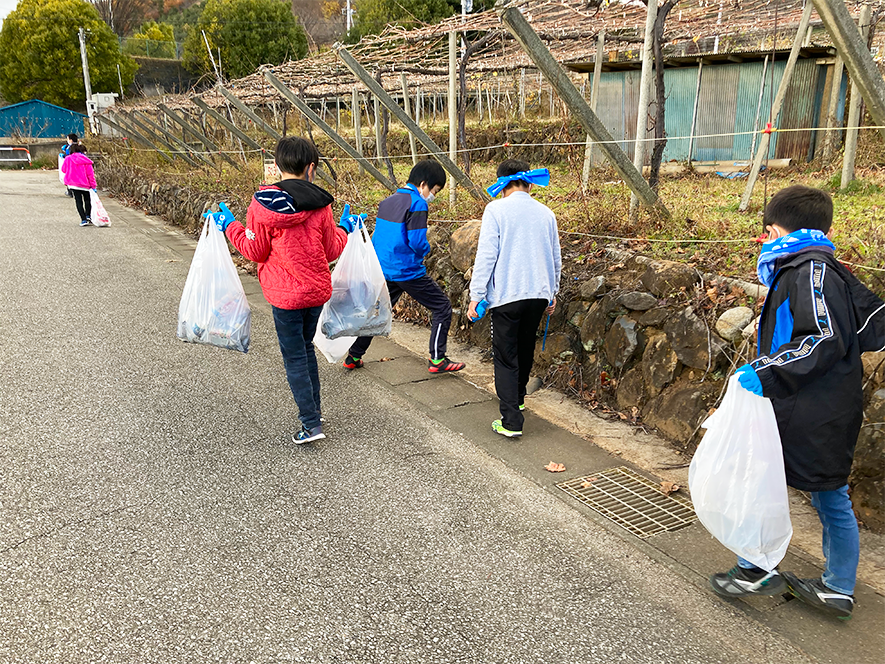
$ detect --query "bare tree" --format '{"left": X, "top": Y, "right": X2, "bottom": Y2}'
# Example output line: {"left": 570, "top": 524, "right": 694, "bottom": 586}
{"left": 92, "top": 0, "right": 153, "bottom": 39}
{"left": 648, "top": 0, "right": 678, "bottom": 192}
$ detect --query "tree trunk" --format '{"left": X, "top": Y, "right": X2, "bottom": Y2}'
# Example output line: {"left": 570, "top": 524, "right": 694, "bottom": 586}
{"left": 648, "top": 1, "right": 678, "bottom": 193}
{"left": 458, "top": 32, "right": 497, "bottom": 176}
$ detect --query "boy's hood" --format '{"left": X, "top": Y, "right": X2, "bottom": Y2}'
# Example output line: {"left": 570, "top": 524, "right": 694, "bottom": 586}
{"left": 252, "top": 179, "right": 333, "bottom": 228}
{"left": 65, "top": 152, "right": 93, "bottom": 165}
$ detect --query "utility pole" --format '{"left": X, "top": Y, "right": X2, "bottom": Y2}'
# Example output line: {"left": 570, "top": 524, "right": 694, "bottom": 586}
{"left": 78, "top": 27, "right": 96, "bottom": 134}
{"left": 343, "top": 0, "right": 354, "bottom": 32}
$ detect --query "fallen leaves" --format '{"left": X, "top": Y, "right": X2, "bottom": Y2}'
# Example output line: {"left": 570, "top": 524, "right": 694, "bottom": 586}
{"left": 660, "top": 481, "right": 681, "bottom": 496}
{"left": 545, "top": 461, "right": 566, "bottom": 473}
{"left": 378, "top": 357, "right": 394, "bottom": 362}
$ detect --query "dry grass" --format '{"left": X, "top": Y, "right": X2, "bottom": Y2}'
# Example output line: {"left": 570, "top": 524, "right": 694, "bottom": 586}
{"left": 96, "top": 123, "right": 885, "bottom": 294}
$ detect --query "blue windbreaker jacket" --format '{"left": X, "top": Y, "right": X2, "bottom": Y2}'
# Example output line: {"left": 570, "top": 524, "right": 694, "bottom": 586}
{"left": 371, "top": 184, "right": 430, "bottom": 282}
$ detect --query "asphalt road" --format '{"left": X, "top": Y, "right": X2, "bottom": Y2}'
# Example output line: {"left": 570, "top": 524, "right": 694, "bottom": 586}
{"left": 0, "top": 171, "right": 819, "bottom": 663}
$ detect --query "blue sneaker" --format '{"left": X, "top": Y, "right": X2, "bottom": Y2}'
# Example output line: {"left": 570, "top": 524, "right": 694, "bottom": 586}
{"left": 79, "top": 218, "right": 89, "bottom": 227}
{"left": 293, "top": 425, "right": 325, "bottom": 445}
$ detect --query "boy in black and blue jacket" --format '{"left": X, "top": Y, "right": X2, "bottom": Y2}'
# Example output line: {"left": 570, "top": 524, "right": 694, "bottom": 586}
{"left": 344, "top": 160, "right": 465, "bottom": 373}
{"left": 709, "top": 185, "right": 885, "bottom": 619}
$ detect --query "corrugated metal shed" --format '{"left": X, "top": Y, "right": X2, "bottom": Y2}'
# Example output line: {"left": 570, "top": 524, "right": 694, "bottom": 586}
{"left": 588, "top": 55, "right": 844, "bottom": 164}
{"left": 0, "top": 100, "right": 87, "bottom": 139}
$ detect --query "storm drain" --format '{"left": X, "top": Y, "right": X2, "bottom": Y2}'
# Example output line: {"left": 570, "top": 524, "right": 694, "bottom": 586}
{"left": 557, "top": 466, "right": 696, "bottom": 539}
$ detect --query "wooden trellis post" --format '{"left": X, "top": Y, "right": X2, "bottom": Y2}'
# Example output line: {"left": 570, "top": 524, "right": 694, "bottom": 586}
{"left": 582, "top": 30, "right": 605, "bottom": 193}
{"left": 353, "top": 88, "right": 364, "bottom": 175}
{"left": 102, "top": 112, "right": 173, "bottom": 162}
{"left": 841, "top": 4, "right": 872, "bottom": 190}
{"left": 123, "top": 111, "right": 202, "bottom": 167}
{"left": 131, "top": 110, "right": 213, "bottom": 168}
{"left": 334, "top": 44, "right": 489, "bottom": 202}
{"left": 157, "top": 103, "right": 241, "bottom": 170}
{"left": 813, "top": 0, "right": 885, "bottom": 137}
{"left": 630, "top": 0, "right": 657, "bottom": 214}
{"left": 215, "top": 85, "right": 335, "bottom": 187}
{"left": 401, "top": 72, "right": 418, "bottom": 165}
{"left": 262, "top": 68, "right": 396, "bottom": 192}
{"left": 497, "top": 3, "right": 666, "bottom": 215}
{"left": 739, "top": 1, "right": 813, "bottom": 212}
{"left": 820, "top": 53, "right": 845, "bottom": 163}
{"left": 191, "top": 97, "right": 266, "bottom": 156}
{"left": 448, "top": 30, "right": 458, "bottom": 205}
{"left": 217, "top": 85, "right": 281, "bottom": 140}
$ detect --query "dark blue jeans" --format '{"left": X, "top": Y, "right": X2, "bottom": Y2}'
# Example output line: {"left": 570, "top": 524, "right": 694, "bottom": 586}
{"left": 272, "top": 305, "right": 323, "bottom": 430}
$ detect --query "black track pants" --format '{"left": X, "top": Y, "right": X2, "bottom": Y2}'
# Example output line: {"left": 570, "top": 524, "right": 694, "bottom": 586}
{"left": 491, "top": 298, "right": 548, "bottom": 431}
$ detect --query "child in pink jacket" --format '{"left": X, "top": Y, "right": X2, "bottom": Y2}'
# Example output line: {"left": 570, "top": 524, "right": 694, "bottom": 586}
{"left": 60, "top": 144, "right": 97, "bottom": 227}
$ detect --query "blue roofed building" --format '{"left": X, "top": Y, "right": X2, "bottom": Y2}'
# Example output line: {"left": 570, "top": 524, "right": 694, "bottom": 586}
{"left": 0, "top": 99, "right": 87, "bottom": 139}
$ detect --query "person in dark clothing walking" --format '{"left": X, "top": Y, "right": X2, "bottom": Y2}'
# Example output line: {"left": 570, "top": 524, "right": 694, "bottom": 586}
{"left": 343, "top": 159, "right": 465, "bottom": 373}
{"left": 60, "top": 133, "right": 79, "bottom": 197}
{"left": 467, "top": 159, "right": 561, "bottom": 437}
{"left": 708, "top": 185, "right": 885, "bottom": 619}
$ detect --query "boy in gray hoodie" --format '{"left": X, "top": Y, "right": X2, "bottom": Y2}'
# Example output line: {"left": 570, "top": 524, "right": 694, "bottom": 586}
{"left": 468, "top": 159, "right": 562, "bottom": 437}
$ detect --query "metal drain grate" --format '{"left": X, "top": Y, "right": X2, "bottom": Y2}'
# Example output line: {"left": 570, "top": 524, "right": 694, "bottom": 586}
{"left": 557, "top": 466, "right": 696, "bottom": 539}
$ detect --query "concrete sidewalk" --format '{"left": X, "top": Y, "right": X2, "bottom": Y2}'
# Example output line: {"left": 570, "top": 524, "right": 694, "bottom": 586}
{"left": 102, "top": 185, "right": 884, "bottom": 664}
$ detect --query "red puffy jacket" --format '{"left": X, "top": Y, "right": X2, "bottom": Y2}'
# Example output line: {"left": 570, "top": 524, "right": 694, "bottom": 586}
{"left": 225, "top": 179, "right": 347, "bottom": 310}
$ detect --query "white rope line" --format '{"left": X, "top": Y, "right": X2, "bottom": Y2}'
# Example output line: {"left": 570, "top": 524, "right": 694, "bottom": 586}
{"left": 106, "top": 124, "right": 885, "bottom": 160}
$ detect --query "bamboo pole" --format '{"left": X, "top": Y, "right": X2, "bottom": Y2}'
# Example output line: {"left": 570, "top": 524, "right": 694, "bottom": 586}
{"left": 191, "top": 97, "right": 265, "bottom": 154}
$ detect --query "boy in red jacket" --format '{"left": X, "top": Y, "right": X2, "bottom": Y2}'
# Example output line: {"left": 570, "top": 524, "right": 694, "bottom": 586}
{"left": 216, "top": 137, "right": 360, "bottom": 443}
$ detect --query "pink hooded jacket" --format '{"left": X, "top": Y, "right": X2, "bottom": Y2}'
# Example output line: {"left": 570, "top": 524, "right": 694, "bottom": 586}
{"left": 61, "top": 152, "right": 97, "bottom": 190}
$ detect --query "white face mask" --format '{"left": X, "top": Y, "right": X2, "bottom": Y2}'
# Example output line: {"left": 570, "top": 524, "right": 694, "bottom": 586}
{"left": 424, "top": 191, "right": 435, "bottom": 203}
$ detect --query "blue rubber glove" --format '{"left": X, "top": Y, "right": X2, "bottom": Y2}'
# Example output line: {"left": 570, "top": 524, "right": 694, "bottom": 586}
{"left": 735, "top": 364, "right": 763, "bottom": 396}
{"left": 213, "top": 202, "right": 235, "bottom": 232}
{"left": 338, "top": 203, "right": 366, "bottom": 233}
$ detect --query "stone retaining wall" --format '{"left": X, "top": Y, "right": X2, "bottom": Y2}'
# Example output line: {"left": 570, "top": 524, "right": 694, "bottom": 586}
{"left": 98, "top": 162, "right": 885, "bottom": 532}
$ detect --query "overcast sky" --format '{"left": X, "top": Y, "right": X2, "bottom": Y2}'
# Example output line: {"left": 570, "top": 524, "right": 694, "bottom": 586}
{"left": 0, "top": 0, "right": 19, "bottom": 24}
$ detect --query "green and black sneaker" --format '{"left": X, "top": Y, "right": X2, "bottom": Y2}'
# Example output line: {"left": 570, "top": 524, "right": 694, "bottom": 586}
{"left": 492, "top": 419, "right": 522, "bottom": 438}
{"left": 709, "top": 565, "right": 786, "bottom": 598}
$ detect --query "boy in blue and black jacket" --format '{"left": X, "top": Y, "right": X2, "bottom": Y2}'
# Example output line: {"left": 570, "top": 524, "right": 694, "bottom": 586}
{"left": 709, "top": 185, "right": 885, "bottom": 619}
{"left": 344, "top": 160, "right": 465, "bottom": 373}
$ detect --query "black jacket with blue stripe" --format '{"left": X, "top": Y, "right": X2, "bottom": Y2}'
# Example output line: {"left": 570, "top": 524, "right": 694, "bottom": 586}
{"left": 751, "top": 249, "right": 885, "bottom": 491}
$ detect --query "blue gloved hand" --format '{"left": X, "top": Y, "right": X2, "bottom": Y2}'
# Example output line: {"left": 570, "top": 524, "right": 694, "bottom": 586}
{"left": 735, "top": 364, "right": 763, "bottom": 396}
{"left": 213, "top": 202, "right": 235, "bottom": 232}
{"left": 338, "top": 203, "right": 367, "bottom": 233}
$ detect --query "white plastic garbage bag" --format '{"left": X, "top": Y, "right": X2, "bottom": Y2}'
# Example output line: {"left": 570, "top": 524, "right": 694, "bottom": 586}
{"left": 90, "top": 190, "right": 111, "bottom": 227}
{"left": 313, "top": 329, "right": 356, "bottom": 364}
{"left": 319, "top": 224, "right": 392, "bottom": 340}
{"left": 177, "top": 213, "right": 251, "bottom": 353}
{"left": 58, "top": 153, "right": 66, "bottom": 184}
{"left": 688, "top": 375, "right": 792, "bottom": 571}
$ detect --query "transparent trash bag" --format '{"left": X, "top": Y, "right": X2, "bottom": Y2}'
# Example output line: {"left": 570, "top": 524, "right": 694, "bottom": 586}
{"left": 313, "top": 329, "right": 356, "bottom": 364}
{"left": 319, "top": 224, "right": 392, "bottom": 340}
{"left": 90, "top": 190, "right": 111, "bottom": 227}
{"left": 177, "top": 214, "right": 251, "bottom": 353}
{"left": 688, "top": 375, "right": 792, "bottom": 571}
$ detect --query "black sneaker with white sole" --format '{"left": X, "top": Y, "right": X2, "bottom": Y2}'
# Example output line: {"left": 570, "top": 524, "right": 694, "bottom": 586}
{"left": 782, "top": 573, "right": 855, "bottom": 619}
{"left": 293, "top": 425, "right": 325, "bottom": 444}
{"left": 709, "top": 565, "right": 786, "bottom": 598}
